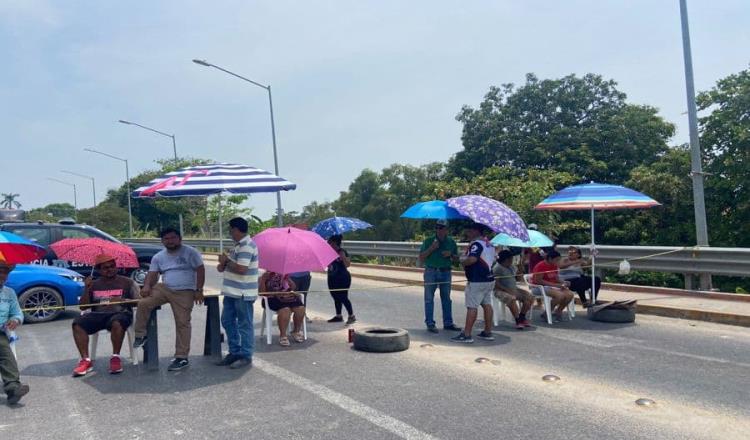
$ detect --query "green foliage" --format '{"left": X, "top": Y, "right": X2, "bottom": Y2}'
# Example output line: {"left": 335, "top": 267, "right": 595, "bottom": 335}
{"left": 450, "top": 73, "right": 675, "bottom": 183}
{"left": 697, "top": 66, "right": 750, "bottom": 247}
{"left": 25, "top": 203, "right": 77, "bottom": 223}
{"left": 77, "top": 202, "right": 136, "bottom": 237}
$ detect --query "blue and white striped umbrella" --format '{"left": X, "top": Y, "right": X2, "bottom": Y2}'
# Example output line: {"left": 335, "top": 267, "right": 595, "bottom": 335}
{"left": 312, "top": 216, "right": 373, "bottom": 239}
{"left": 132, "top": 163, "right": 296, "bottom": 198}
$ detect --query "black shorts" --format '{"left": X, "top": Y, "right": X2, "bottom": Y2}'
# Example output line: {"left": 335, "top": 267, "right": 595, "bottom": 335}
{"left": 264, "top": 295, "right": 305, "bottom": 312}
{"left": 73, "top": 312, "right": 132, "bottom": 334}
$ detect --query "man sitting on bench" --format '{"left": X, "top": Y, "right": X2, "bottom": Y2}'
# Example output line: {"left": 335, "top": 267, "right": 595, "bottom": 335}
{"left": 72, "top": 254, "right": 138, "bottom": 377}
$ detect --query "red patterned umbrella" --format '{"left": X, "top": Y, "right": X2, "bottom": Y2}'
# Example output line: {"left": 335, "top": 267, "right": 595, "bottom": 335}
{"left": 50, "top": 238, "right": 139, "bottom": 268}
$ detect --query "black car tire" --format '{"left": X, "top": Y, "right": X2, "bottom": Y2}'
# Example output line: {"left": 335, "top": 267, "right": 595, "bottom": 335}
{"left": 18, "top": 287, "right": 64, "bottom": 323}
{"left": 129, "top": 262, "right": 150, "bottom": 286}
{"left": 587, "top": 305, "right": 636, "bottom": 323}
{"left": 353, "top": 327, "right": 410, "bottom": 353}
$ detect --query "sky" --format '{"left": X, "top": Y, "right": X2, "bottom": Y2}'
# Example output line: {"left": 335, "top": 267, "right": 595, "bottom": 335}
{"left": 1, "top": 0, "right": 748, "bottom": 221}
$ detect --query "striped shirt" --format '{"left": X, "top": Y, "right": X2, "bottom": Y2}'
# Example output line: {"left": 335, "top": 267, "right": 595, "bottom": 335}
{"left": 221, "top": 235, "right": 259, "bottom": 299}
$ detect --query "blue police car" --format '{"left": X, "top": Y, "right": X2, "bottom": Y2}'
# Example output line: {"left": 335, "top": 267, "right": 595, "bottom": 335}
{"left": 6, "top": 264, "right": 84, "bottom": 323}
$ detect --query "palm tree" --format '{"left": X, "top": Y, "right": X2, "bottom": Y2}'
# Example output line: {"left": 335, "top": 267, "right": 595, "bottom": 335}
{"left": 1, "top": 193, "right": 21, "bottom": 210}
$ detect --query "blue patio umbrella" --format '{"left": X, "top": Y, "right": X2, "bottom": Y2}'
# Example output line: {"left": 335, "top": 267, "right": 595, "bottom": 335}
{"left": 491, "top": 229, "right": 554, "bottom": 248}
{"left": 400, "top": 200, "right": 468, "bottom": 220}
{"left": 312, "top": 216, "right": 373, "bottom": 239}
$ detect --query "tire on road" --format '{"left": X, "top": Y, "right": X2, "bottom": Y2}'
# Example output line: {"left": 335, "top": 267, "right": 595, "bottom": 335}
{"left": 587, "top": 305, "right": 636, "bottom": 323}
{"left": 353, "top": 327, "right": 410, "bottom": 353}
{"left": 18, "top": 286, "right": 64, "bottom": 323}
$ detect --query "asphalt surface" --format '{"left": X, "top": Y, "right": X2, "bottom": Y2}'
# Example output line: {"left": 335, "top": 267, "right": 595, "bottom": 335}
{"left": 1, "top": 266, "right": 749, "bottom": 440}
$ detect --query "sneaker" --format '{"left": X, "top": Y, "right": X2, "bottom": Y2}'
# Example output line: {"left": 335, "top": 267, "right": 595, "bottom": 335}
{"left": 426, "top": 325, "right": 439, "bottom": 334}
{"left": 443, "top": 324, "right": 463, "bottom": 331}
{"left": 327, "top": 316, "right": 344, "bottom": 323}
{"left": 229, "top": 357, "right": 252, "bottom": 369}
{"left": 553, "top": 313, "right": 564, "bottom": 322}
{"left": 6, "top": 384, "right": 29, "bottom": 405}
{"left": 133, "top": 336, "right": 147, "bottom": 348}
{"left": 215, "top": 353, "right": 240, "bottom": 366}
{"left": 476, "top": 331, "right": 495, "bottom": 341}
{"left": 167, "top": 358, "right": 189, "bottom": 371}
{"left": 514, "top": 320, "right": 525, "bottom": 330}
{"left": 450, "top": 333, "right": 474, "bottom": 344}
{"left": 109, "top": 355, "right": 123, "bottom": 374}
{"left": 346, "top": 315, "right": 357, "bottom": 325}
{"left": 519, "top": 319, "right": 533, "bottom": 328}
{"left": 73, "top": 358, "right": 93, "bottom": 377}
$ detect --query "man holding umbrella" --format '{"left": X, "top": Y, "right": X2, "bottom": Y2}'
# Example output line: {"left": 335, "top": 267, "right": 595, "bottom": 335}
{"left": 452, "top": 223, "right": 496, "bottom": 343}
{"left": 418, "top": 220, "right": 461, "bottom": 333}
{"left": 71, "top": 254, "right": 139, "bottom": 377}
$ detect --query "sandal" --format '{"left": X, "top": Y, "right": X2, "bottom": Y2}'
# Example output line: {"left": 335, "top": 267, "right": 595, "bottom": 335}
{"left": 291, "top": 332, "right": 304, "bottom": 343}
{"left": 279, "top": 336, "right": 290, "bottom": 347}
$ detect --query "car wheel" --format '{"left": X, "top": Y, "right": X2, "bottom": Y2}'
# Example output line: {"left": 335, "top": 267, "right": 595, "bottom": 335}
{"left": 18, "top": 287, "right": 64, "bottom": 323}
{"left": 353, "top": 327, "right": 410, "bottom": 353}
{"left": 130, "top": 262, "right": 150, "bottom": 285}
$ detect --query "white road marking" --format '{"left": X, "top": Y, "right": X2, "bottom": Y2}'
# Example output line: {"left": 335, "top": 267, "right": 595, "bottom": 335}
{"left": 254, "top": 358, "right": 440, "bottom": 440}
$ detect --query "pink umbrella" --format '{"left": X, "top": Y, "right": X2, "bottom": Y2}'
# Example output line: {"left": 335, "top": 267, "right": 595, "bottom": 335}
{"left": 253, "top": 227, "right": 339, "bottom": 275}
{"left": 50, "top": 238, "right": 139, "bottom": 268}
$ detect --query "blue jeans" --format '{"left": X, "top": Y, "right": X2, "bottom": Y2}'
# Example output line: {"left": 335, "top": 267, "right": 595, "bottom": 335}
{"left": 221, "top": 296, "right": 255, "bottom": 359}
{"left": 423, "top": 269, "right": 454, "bottom": 327}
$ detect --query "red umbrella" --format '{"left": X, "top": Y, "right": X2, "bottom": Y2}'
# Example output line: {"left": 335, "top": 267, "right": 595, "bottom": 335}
{"left": 0, "top": 231, "right": 47, "bottom": 264}
{"left": 50, "top": 238, "right": 139, "bottom": 268}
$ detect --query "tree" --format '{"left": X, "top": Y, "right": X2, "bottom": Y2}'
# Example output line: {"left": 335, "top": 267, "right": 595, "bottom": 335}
{"left": 1, "top": 193, "right": 21, "bottom": 209}
{"left": 430, "top": 166, "right": 585, "bottom": 240}
{"left": 450, "top": 73, "right": 675, "bottom": 183}
{"left": 77, "top": 202, "right": 134, "bottom": 237}
{"left": 26, "top": 203, "right": 76, "bottom": 223}
{"left": 697, "top": 66, "right": 750, "bottom": 247}
{"left": 332, "top": 163, "right": 447, "bottom": 240}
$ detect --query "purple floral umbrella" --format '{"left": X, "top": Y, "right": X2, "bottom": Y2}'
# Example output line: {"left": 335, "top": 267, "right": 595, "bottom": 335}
{"left": 446, "top": 195, "right": 529, "bottom": 241}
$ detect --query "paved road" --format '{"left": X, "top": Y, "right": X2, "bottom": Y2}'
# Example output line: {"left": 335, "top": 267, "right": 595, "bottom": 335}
{"left": 1, "top": 267, "right": 748, "bottom": 439}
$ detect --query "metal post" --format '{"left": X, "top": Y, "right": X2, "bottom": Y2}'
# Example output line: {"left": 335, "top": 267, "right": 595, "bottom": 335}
{"left": 218, "top": 196, "right": 224, "bottom": 254}
{"left": 679, "top": 0, "right": 711, "bottom": 290}
{"left": 125, "top": 159, "right": 133, "bottom": 236}
{"left": 590, "top": 206, "right": 596, "bottom": 303}
{"left": 268, "top": 86, "right": 284, "bottom": 227}
{"left": 72, "top": 184, "right": 78, "bottom": 212}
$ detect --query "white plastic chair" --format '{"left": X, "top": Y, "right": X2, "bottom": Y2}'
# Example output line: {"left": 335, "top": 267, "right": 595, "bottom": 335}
{"left": 260, "top": 294, "right": 308, "bottom": 345}
{"left": 523, "top": 274, "right": 575, "bottom": 324}
{"left": 90, "top": 326, "right": 138, "bottom": 365}
{"left": 491, "top": 294, "right": 515, "bottom": 327}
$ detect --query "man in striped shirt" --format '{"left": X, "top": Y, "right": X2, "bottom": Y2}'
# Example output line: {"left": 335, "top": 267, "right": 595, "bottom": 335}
{"left": 216, "top": 217, "right": 258, "bottom": 369}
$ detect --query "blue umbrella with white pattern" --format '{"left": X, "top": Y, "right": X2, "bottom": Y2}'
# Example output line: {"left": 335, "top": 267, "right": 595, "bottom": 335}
{"left": 312, "top": 217, "right": 373, "bottom": 239}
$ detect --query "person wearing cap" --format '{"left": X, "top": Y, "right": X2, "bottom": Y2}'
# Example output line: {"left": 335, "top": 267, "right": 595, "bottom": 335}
{"left": 0, "top": 260, "right": 30, "bottom": 405}
{"left": 418, "top": 219, "right": 461, "bottom": 333}
{"left": 71, "top": 254, "right": 139, "bottom": 377}
{"left": 452, "top": 223, "right": 496, "bottom": 343}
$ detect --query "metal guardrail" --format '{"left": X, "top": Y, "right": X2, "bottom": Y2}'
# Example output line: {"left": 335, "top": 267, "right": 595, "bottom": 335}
{"left": 126, "top": 238, "right": 750, "bottom": 279}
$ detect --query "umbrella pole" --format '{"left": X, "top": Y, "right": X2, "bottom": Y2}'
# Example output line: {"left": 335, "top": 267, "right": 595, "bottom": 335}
{"left": 218, "top": 196, "right": 224, "bottom": 254}
{"left": 590, "top": 206, "right": 596, "bottom": 303}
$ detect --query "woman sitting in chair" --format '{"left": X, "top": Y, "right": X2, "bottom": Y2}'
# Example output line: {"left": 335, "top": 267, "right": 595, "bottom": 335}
{"left": 259, "top": 271, "right": 305, "bottom": 347}
{"left": 559, "top": 246, "right": 601, "bottom": 308}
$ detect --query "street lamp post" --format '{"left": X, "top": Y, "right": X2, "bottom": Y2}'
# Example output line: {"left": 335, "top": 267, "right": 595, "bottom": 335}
{"left": 46, "top": 178, "right": 78, "bottom": 212}
{"left": 84, "top": 148, "right": 133, "bottom": 237}
{"left": 678, "top": 0, "right": 711, "bottom": 290}
{"left": 192, "top": 59, "right": 284, "bottom": 227}
{"left": 61, "top": 170, "right": 96, "bottom": 224}
{"left": 118, "top": 119, "right": 183, "bottom": 235}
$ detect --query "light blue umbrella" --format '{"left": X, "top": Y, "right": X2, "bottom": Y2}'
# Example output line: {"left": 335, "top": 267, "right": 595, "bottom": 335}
{"left": 312, "top": 216, "right": 373, "bottom": 239}
{"left": 490, "top": 229, "right": 554, "bottom": 248}
{"left": 400, "top": 200, "right": 468, "bottom": 220}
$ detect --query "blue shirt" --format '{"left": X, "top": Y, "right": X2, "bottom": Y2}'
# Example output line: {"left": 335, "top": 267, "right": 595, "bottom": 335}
{"left": 0, "top": 285, "right": 23, "bottom": 328}
{"left": 463, "top": 240, "right": 495, "bottom": 283}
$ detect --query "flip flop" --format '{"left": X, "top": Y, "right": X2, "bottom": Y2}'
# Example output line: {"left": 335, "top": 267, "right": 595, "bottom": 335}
{"left": 279, "top": 336, "right": 290, "bottom": 347}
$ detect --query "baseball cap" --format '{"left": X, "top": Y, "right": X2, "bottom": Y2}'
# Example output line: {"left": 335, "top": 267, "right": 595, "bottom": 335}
{"left": 435, "top": 219, "right": 448, "bottom": 227}
{"left": 94, "top": 254, "right": 116, "bottom": 267}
